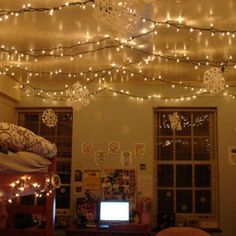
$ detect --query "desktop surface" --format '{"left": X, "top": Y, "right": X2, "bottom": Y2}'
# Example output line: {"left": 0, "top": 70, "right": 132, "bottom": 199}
{"left": 65, "top": 224, "right": 150, "bottom": 236}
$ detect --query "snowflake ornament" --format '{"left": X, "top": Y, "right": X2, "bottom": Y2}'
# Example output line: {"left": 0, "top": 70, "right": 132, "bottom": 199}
{"left": 42, "top": 109, "right": 58, "bottom": 127}
{"left": 93, "top": 0, "right": 137, "bottom": 32}
{"left": 66, "top": 81, "right": 90, "bottom": 110}
{"left": 203, "top": 67, "right": 225, "bottom": 94}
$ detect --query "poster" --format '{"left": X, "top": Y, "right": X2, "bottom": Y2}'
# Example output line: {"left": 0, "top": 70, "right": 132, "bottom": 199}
{"left": 95, "top": 150, "right": 106, "bottom": 165}
{"left": 84, "top": 170, "right": 101, "bottom": 191}
{"left": 120, "top": 151, "right": 133, "bottom": 166}
{"left": 81, "top": 142, "right": 94, "bottom": 156}
{"left": 108, "top": 142, "right": 120, "bottom": 156}
{"left": 134, "top": 143, "right": 146, "bottom": 157}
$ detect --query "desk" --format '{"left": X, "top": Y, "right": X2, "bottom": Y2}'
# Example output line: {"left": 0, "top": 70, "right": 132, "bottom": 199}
{"left": 65, "top": 224, "right": 150, "bottom": 236}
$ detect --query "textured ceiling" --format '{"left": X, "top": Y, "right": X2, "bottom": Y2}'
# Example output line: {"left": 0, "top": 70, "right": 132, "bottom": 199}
{"left": 0, "top": 0, "right": 236, "bottom": 100}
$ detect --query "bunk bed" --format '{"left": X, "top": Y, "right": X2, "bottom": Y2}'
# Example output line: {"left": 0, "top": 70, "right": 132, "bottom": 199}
{"left": 0, "top": 122, "right": 58, "bottom": 236}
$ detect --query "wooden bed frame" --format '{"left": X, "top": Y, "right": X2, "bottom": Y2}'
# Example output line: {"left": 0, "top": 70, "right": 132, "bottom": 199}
{"left": 0, "top": 157, "right": 56, "bottom": 236}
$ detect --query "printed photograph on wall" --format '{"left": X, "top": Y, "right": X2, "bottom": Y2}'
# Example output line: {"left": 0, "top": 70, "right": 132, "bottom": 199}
{"left": 84, "top": 170, "right": 101, "bottom": 191}
{"left": 134, "top": 143, "right": 146, "bottom": 157}
{"left": 108, "top": 142, "right": 120, "bottom": 156}
{"left": 81, "top": 142, "right": 94, "bottom": 157}
{"left": 228, "top": 146, "right": 236, "bottom": 165}
{"left": 139, "top": 163, "right": 147, "bottom": 171}
{"left": 74, "top": 170, "right": 83, "bottom": 195}
{"left": 120, "top": 151, "right": 133, "bottom": 166}
{"left": 95, "top": 150, "right": 106, "bottom": 165}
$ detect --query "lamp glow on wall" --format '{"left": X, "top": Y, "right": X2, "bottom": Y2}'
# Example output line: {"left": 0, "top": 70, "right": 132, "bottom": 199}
{"left": 66, "top": 81, "right": 90, "bottom": 110}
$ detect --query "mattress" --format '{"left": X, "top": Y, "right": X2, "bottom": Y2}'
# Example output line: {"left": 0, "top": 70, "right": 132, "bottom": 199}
{"left": 0, "top": 151, "right": 51, "bottom": 173}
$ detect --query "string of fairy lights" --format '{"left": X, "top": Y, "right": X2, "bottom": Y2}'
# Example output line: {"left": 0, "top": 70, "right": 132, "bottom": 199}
{"left": 1, "top": 28, "right": 236, "bottom": 68}
{"left": 1, "top": 0, "right": 236, "bottom": 36}
{"left": 2, "top": 66, "right": 235, "bottom": 103}
{"left": 1, "top": 1, "right": 236, "bottom": 103}
{"left": 7, "top": 175, "right": 55, "bottom": 203}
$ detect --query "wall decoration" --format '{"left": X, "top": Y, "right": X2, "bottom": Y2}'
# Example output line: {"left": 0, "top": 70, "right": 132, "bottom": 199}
{"left": 108, "top": 142, "right": 120, "bottom": 156}
{"left": 134, "top": 143, "right": 146, "bottom": 157}
{"left": 84, "top": 170, "right": 101, "bottom": 191}
{"left": 203, "top": 67, "right": 225, "bottom": 94}
{"left": 81, "top": 142, "right": 94, "bottom": 156}
{"left": 120, "top": 151, "right": 133, "bottom": 166}
{"left": 139, "top": 163, "right": 147, "bottom": 171}
{"left": 95, "top": 150, "right": 106, "bottom": 165}
{"left": 66, "top": 81, "right": 90, "bottom": 110}
{"left": 101, "top": 169, "right": 136, "bottom": 208}
{"left": 74, "top": 170, "right": 83, "bottom": 195}
{"left": 228, "top": 146, "right": 236, "bottom": 165}
{"left": 168, "top": 112, "right": 182, "bottom": 131}
{"left": 42, "top": 108, "right": 58, "bottom": 127}
{"left": 121, "top": 124, "right": 131, "bottom": 134}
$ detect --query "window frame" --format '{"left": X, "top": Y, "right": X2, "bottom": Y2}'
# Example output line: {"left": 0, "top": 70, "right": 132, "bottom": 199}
{"left": 154, "top": 107, "right": 219, "bottom": 228}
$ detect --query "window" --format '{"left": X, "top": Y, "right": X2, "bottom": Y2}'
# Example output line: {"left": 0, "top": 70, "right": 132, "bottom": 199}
{"left": 154, "top": 107, "right": 218, "bottom": 227}
{"left": 17, "top": 108, "right": 73, "bottom": 210}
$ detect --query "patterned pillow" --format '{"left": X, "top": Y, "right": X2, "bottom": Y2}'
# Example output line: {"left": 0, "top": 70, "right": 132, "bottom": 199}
{"left": 0, "top": 122, "right": 57, "bottom": 158}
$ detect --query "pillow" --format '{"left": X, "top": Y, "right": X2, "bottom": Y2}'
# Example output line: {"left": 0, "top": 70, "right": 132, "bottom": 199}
{"left": 0, "top": 122, "right": 57, "bottom": 158}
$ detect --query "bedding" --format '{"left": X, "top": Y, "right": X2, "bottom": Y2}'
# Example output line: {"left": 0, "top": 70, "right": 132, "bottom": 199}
{"left": 0, "top": 151, "right": 51, "bottom": 173}
{"left": 0, "top": 122, "right": 57, "bottom": 158}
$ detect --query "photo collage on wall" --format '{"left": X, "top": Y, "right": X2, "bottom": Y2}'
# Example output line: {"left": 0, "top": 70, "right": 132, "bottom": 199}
{"left": 101, "top": 169, "right": 136, "bottom": 209}
{"left": 74, "top": 169, "right": 136, "bottom": 208}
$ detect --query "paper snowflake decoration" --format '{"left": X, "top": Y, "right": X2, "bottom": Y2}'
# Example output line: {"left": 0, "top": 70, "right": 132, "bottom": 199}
{"left": 42, "top": 109, "right": 58, "bottom": 127}
{"left": 168, "top": 112, "right": 182, "bottom": 131}
{"left": 203, "top": 67, "right": 225, "bottom": 94}
{"left": 66, "top": 81, "right": 90, "bottom": 110}
{"left": 93, "top": 0, "right": 137, "bottom": 32}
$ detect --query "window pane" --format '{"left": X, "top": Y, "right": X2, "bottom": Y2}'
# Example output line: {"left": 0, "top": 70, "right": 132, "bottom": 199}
{"left": 158, "top": 190, "right": 173, "bottom": 213}
{"left": 195, "top": 165, "right": 211, "bottom": 187}
{"left": 176, "top": 138, "right": 191, "bottom": 160}
{"left": 176, "top": 190, "right": 192, "bottom": 213}
{"left": 41, "top": 122, "right": 56, "bottom": 136}
{"left": 158, "top": 165, "right": 173, "bottom": 187}
{"left": 58, "top": 122, "right": 72, "bottom": 136}
{"left": 56, "top": 186, "right": 70, "bottom": 209}
{"left": 24, "top": 114, "right": 39, "bottom": 134}
{"left": 57, "top": 112, "right": 73, "bottom": 122}
{"left": 176, "top": 165, "right": 192, "bottom": 187}
{"left": 193, "top": 113, "right": 210, "bottom": 136}
{"left": 158, "top": 138, "right": 173, "bottom": 160}
{"left": 195, "top": 190, "right": 211, "bottom": 213}
{"left": 176, "top": 112, "right": 191, "bottom": 136}
{"left": 159, "top": 113, "right": 173, "bottom": 136}
{"left": 194, "top": 138, "right": 210, "bottom": 160}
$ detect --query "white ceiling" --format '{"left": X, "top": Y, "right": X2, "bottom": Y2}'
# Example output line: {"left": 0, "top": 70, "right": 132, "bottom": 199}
{"left": 1, "top": 0, "right": 236, "bottom": 100}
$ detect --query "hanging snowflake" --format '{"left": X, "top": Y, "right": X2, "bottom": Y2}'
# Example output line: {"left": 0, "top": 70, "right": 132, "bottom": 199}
{"left": 168, "top": 112, "right": 182, "bottom": 131}
{"left": 203, "top": 67, "right": 225, "bottom": 94}
{"left": 66, "top": 81, "right": 90, "bottom": 110}
{"left": 93, "top": 0, "right": 138, "bottom": 32}
{"left": 42, "top": 109, "right": 58, "bottom": 127}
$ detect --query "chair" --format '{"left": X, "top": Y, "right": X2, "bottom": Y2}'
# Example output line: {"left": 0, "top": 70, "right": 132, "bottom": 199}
{"left": 155, "top": 227, "right": 211, "bottom": 236}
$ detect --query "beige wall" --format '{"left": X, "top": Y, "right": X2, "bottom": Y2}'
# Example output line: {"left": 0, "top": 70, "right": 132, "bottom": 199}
{"left": 0, "top": 74, "right": 21, "bottom": 123}
{"left": 0, "top": 95, "right": 17, "bottom": 123}
{"left": 18, "top": 85, "right": 236, "bottom": 236}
